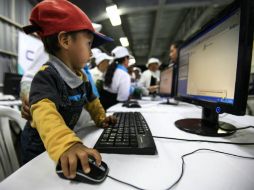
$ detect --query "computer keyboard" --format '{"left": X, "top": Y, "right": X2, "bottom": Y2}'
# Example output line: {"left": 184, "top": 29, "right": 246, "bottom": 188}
{"left": 94, "top": 112, "right": 157, "bottom": 155}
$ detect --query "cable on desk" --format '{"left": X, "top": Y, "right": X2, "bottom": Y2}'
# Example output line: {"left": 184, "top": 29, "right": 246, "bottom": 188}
{"left": 153, "top": 136, "right": 254, "bottom": 145}
{"left": 229, "top": 125, "right": 254, "bottom": 131}
{"left": 107, "top": 175, "right": 145, "bottom": 190}
{"left": 106, "top": 149, "right": 254, "bottom": 190}
{"left": 166, "top": 148, "right": 254, "bottom": 190}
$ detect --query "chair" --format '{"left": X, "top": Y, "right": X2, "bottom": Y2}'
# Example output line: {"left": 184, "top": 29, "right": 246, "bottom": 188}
{"left": 0, "top": 106, "right": 26, "bottom": 181}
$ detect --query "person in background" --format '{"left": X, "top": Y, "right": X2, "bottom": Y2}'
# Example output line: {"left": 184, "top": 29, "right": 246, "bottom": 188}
{"left": 20, "top": 43, "right": 49, "bottom": 120}
{"left": 100, "top": 46, "right": 132, "bottom": 110}
{"left": 168, "top": 41, "right": 183, "bottom": 101}
{"left": 138, "top": 58, "right": 161, "bottom": 95}
{"left": 90, "top": 53, "right": 113, "bottom": 94}
{"left": 127, "top": 57, "right": 136, "bottom": 82}
{"left": 133, "top": 67, "right": 142, "bottom": 83}
{"left": 88, "top": 48, "right": 102, "bottom": 69}
{"left": 90, "top": 53, "right": 113, "bottom": 84}
{"left": 20, "top": 0, "right": 116, "bottom": 179}
{"left": 169, "top": 41, "right": 183, "bottom": 66}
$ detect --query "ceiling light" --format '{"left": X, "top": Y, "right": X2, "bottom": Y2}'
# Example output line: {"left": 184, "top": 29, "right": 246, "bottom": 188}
{"left": 106, "top": 4, "right": 121, "bottom": 26}
{"left": 120, "top": 37, "right": 129, "bottom": 47}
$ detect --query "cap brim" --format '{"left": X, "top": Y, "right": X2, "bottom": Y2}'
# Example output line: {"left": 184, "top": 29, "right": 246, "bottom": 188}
{"left": 23, "top": 24, "right": 42, "bottom": 34}
{"left": 92, "top": 32, "right": 114, "bottom": 48}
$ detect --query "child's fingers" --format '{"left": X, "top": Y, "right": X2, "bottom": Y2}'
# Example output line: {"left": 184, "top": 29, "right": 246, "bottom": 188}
{"left": 60, "top": 156, "right": 70, "bottom": 178}
{"left": 68, "top": 155, "right": 77, "bottom": 178}
{"left": 21, "top": 97, "right": 32, "bottom": 120}
{"left": 110, "top": 115, "right": 117, "bottom": 124}
{"left": 87, "top": 149, "right": 102, "bottom": 167}
{"left": 77, "top": 152, "right": 90, "bottom": 174}
{"left": 105, "top": 116, "right": 117, "bottom": 124}
{"left": 23, "top": 104, "right": 30, "bottom": 112}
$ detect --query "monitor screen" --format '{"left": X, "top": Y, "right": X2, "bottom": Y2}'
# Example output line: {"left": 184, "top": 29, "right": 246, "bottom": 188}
{"left": 178, "top": 9, "right": 240, "bottom": 105}
{"left": 175, "top": 0, "right": 253, "bottom": 137}
{"left": 3, "top": 73, "right": 23, "bottom": 98}
{"left": 159, "top": 66, "right": 173, "bottom": 96}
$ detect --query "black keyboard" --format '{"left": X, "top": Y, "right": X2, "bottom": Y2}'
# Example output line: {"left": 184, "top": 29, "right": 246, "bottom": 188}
{"left": 94, "top": 112, "right": 156, "bottom": 155}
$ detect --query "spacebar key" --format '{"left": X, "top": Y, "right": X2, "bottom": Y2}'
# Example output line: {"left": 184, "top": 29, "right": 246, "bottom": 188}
{"left": 98, "top": 142, "right": 114, "bottom": 147}
{"left": 115, "top": 142, "right": 129, "bottom": 147}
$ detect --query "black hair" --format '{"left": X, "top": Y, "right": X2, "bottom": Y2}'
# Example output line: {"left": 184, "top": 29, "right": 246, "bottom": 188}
{"left": 104, "top": 56, "right": 128, "bottom": 87}
{"left": 41, "top": 30, "right": 91, "bottom": 56}
{"left": 171, "top": 40, "right": 183, "bottom": 49}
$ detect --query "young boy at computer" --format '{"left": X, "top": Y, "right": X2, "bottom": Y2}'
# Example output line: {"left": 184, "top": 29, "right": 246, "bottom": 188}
{"left": 21, "top": 0, "right": 115, "bottom": 179}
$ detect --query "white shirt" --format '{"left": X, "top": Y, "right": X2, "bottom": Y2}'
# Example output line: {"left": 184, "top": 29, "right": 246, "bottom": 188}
{"left": 90, "top": 67, "right": 103, "bottom": 84}
{"left": 138, "top": 69, "right": 160, "bottom": 89}
{"left": 104, "top": 66, "right": 131, "bottom": 101}
{"left": 21, "top": 45, "right": 49, "bottom": 83}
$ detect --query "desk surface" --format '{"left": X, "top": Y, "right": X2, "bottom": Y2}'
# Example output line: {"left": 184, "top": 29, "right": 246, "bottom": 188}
{"left": 1, "top": 100, "right": 254, "bottom": 190}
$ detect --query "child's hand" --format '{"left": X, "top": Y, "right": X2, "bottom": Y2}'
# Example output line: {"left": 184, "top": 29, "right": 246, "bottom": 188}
{"left": 101, "top": 115, "right": 117, "bottom": 128}
{"left": 21, "top": 96, "right": 32, "bottom": 121}
{"left": 148, "top": 85, "right": 159, "bottom": 93}
{"left": 59, "top": 143, "right": 101, "bottom": 179}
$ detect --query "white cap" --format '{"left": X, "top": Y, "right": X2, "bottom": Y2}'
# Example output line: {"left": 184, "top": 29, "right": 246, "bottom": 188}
{"left": 95, "top": 53, "right": 113, "bottom": 65}
{"left": 133, "top": 67, "right": 141, "bottom": 73}
{"left": 128, "top": 57, "right": 136, "bottom": 67}
{"left": 146, "top": 57, "right": 161, "bottom": 68}
{"left": 91, "top": 48, "right": 102, "bottom": 58}
{"left": 92, "top": 23, "right": 102, "bottom": 32}
{"left": 111, "top": 46, "right": 134, "bottom": 59}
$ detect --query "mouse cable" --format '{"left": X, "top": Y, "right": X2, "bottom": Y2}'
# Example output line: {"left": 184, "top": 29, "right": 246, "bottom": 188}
{"left": 166, "top": 148, "right": 254, "bottom": 190}
{"left": 107, "top": 175, "right": 145, "bottom": 190}
{"left": 106, "top": 148, "right": 254, "bottom": 190}
{"left": 229, "top": 125, "right": 254, "bottom": 131}
{"left": 152, "top": 136, "right": 254, "bottom": 145}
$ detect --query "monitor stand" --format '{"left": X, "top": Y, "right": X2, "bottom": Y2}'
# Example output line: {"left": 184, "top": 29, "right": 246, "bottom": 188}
{"left": 175, "top": 107, "right": 236, "bottom": 137}
{"left": 160, "top": 98, "right": 178, "bottom": 105}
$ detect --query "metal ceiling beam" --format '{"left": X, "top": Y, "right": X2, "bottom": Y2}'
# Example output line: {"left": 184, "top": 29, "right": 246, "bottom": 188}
{"left": 148, "top": 0, "right": 166, "bottom": 59}
{"left": 161, "top": 9, "right": 190, "bottom": 64}
{"left": 183, "top": 6, "right": 216, "bottom": 40}
{"left": 161, "top": 4, "right": 224, "bottom": 63}
{"left": 94, "top": 0, "right": 233, "bottom": 22}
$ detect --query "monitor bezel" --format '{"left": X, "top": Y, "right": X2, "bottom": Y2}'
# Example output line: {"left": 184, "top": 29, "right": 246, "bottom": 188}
{"left": 175, "top": 0, "right": 254, "bottom": 116}
{"left": 3, "top": 72, "right": 23, "bottom": 98}
{"left": 158, "top": 65, "right": 175, "bottom": 97}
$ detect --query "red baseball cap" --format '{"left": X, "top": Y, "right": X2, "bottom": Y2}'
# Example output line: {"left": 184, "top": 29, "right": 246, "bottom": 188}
{"left": 23, "top": 0, "right": 113, "bottom": 48}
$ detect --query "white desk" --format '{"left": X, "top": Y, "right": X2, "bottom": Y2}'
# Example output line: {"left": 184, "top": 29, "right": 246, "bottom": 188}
{"left": 1, "top": 101, "right": 254, "bottom": 190}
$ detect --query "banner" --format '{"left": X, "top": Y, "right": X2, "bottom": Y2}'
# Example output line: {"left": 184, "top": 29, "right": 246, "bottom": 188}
{"left": 18, "top": 31, "right": 48, "bottom": 75}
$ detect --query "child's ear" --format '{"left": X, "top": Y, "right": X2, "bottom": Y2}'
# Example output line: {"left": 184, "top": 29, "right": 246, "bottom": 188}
{"left": 58, "top": 31, "right": 70, "bottom": 50}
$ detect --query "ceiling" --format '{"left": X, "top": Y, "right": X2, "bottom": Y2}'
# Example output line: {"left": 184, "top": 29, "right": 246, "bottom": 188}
{"left": 29, "top": 0, "right": 234, "bottom": 67}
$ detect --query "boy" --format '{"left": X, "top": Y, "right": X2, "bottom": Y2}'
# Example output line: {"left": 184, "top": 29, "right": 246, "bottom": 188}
{"left": 21, "top": 0, "right": 115, "bottom": 179}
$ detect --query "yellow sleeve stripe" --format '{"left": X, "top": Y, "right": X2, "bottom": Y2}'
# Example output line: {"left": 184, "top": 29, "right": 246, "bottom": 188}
{"left": 85, "top": 98, "right": 106, "bottom": 126}
{"left": 30, "top": 99, "right": 82, "bottom": 162}
{"left": 39, "top": 65, "right": 49, "bottom": 71}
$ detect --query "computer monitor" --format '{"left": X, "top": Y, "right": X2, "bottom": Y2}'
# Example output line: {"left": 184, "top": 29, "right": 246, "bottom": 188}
{"left": 3, "top": 73, "right": 23, "bottom": 98}
{"left": 158, "top": 65, "right": 178, "bottom": 105}
{"left": 175, "top": 0, "right": 254, "bottom": 137}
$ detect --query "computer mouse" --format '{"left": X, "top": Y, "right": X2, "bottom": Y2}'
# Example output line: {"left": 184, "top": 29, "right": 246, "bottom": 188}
{"left": 56, "top": 157, "right": 109, "bottom": 184}
{"left": 128, "top": 102, "right": 141, "bottom": 108}
{"left": 122, "top": 101, "right": 141, "bottom": 108}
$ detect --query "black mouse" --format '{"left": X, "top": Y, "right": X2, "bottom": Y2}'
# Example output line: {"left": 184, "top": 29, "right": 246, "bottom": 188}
{"left": 122, "top": 101, "right": 141, "bottom": 108}
{"left": 128, "top": 102, "right": 141, "bottom": 108}
{"left": 56, "top": 157, "right": 109, "bottom": 184}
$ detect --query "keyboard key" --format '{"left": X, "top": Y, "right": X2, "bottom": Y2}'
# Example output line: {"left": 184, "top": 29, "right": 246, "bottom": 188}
{"left": 115, "top": 142, "right": 129, "bottom": 146}
{"left": 99, "top": 142, "right": 114, "bottom": 146}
